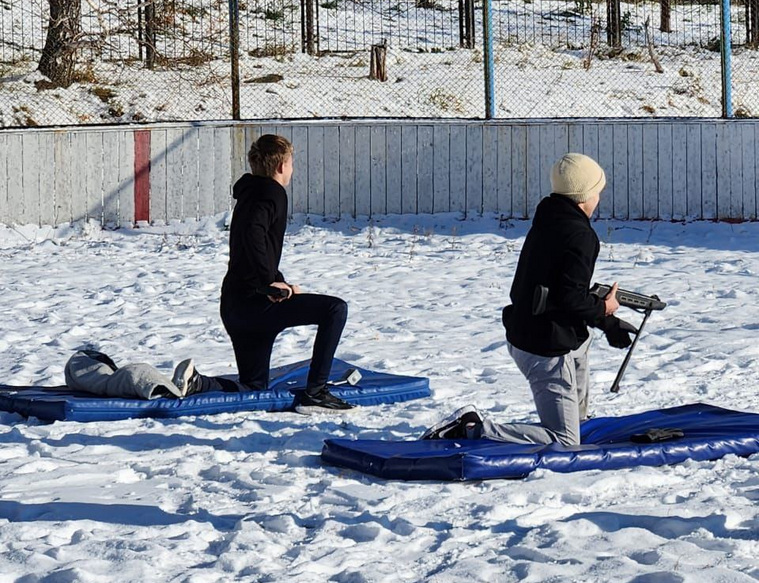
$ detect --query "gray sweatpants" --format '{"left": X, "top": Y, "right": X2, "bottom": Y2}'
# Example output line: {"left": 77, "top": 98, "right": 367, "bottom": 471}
{"left": 64, "top": 351, "right": 181, "bottom": 399}
{"left": 477, "top": 337, "right": 592, "bottom": 446}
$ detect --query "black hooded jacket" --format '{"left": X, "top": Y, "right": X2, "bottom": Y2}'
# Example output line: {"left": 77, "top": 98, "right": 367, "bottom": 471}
{"left": 502, "top": 194, "right": 606, "bottom": 356}
{"left": 221, "top": 174, "right": 288, "bottom": 300}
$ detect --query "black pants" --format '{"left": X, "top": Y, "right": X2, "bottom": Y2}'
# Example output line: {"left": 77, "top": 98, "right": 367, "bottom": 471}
{"left": 220, "top": 292, "right": 348, "bottom": 391}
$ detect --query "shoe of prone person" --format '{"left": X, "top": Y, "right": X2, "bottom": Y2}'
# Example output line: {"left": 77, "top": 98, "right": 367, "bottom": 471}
{"left": 294, "top": 385, "right": 355, "bottom": 415}
{"left": 172, "top": 359, "right": 204, "bottom": 397}
{"left": 421, "top": 405, "right": 483, "bottom": 440}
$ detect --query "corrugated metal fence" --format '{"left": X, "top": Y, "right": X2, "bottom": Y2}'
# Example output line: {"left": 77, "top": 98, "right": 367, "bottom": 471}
{"left": 1, "top": 119, "right": 758, "bottom": 227}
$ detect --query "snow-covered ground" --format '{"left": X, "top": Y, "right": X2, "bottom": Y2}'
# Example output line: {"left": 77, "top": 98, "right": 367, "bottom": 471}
{"left": 2, "top": 213, "right": 759, "bottom": 582}
{"left": 4, "top": 43, "right": 754, "bottom": 125}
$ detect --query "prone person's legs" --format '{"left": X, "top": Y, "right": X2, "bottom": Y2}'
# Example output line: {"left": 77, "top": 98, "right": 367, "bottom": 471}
{"left": 65, "top": 350, "right": 181, "bottom": 399}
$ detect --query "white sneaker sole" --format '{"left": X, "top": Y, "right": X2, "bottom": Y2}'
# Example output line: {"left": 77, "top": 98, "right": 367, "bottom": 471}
{"left": 420, "top": 404, "right": 479, "bottom": 440}
{"left": 171, "top": 358, "right": 194, "bottom": 398}
{"left": 294, "top": 404, "right": 356, "bottom": 415}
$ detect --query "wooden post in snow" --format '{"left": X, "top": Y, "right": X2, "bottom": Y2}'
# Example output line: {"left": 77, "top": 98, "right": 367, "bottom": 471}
{"left": 369, "top": 39, "right": 388, "bottom": 82}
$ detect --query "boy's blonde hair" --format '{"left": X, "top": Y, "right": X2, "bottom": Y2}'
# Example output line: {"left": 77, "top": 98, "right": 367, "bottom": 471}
{"left": 248, "top": 134, "right": 293, "bottom": 177}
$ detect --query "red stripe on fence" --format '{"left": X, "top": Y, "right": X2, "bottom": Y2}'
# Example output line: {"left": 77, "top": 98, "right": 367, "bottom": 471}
{"left": 134, "top": 130, "right": 151, "bottom": 223}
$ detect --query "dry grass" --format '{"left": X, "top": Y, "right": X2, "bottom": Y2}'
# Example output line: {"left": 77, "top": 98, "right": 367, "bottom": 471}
{"left": 248, "top": 44, "right": 296, "bottom": 58}
{"left": 12, "top": 104, "right": 37, "bottom": 126}
{"left": 72, "top": 62, "right": 100, "bottom": 84}
{"left": 428, "top": 88, "right": 464, "bottom": 113}
{"left": 157, "top": 48, "right": 215, "bottom": 68}
{"left": 91, "top": 86, "right": 116, "bottom": 102}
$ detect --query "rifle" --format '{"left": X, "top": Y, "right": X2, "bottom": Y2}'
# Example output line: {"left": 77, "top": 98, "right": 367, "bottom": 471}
{"left": 532, "top": 283, "right": 666, "bottom": 393}
{"left": 532, "top": 283, "right": 666, "bottom": 316}
{"left": 589, "top": 283, "right": 666, "bottom": 312}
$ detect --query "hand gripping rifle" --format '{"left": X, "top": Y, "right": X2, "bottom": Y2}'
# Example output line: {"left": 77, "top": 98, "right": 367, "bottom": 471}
{"left": 532, "top": 283, "right": 666, "bottom": 393}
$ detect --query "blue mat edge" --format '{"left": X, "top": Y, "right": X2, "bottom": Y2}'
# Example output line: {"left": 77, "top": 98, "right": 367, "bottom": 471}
{"left": 0, "top": 360, "right": 430, "bottom": 422}
{"left": 0, "top": 381, "right": 431, "bottom": 422}
{"left": 321, "top": 404, "right": 759, "bottom": 481}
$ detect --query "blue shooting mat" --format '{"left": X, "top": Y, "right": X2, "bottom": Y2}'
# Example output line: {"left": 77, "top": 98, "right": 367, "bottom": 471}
{"left": 321, "top": 403, "right": 759, "bottom": 481}
{"left": 0, "top": 360, "right": 430, "bottom": 422}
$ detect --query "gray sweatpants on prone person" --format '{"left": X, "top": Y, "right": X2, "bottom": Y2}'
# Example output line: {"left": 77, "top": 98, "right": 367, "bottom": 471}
{"left": 65, "top": 350, "right": 183, "bottom": 399}
{"left": 65, "top": 350, "right": 242, "bottom": 399}
{"left": 477, "top": 337, "right": 592, "bottom": 446}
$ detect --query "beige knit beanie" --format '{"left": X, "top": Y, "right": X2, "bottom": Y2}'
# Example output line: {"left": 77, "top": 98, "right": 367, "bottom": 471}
{"left": 550, "top": 153, "right": 606, "bottom": 203}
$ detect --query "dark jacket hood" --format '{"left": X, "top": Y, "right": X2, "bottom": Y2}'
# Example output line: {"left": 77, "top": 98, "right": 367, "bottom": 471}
{"left": 532, "top": 194, "right": 590, "bottom": 230}
{"left": 232, "top": 173, "right": 256, "bottom": 200}
{"left": 233, "top": 173, "right": 283, "bottom": 200}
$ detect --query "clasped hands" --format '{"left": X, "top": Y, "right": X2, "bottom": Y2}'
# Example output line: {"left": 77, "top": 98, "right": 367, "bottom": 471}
{"left": 268, "top": 282, "right": 302, "bottom": 302}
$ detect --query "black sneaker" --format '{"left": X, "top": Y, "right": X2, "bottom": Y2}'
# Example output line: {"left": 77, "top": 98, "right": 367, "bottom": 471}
{"left": 172, "top": 359, "right": 204, "bottom": 397}
{"left": 421, "top": 405, "right": 483, "bottom": 440}
{"left": 294, "top": 386, "right": 355, "bottom": 415}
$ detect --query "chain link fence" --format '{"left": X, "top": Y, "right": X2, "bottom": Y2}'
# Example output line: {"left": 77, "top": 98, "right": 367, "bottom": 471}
{"left": 0, "top": 0, "right": 756, "bottom": 127}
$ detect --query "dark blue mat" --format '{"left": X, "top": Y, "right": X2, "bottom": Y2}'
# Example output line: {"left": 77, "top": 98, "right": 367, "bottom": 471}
{"left": 321, "top": 404, "right": 759, "bottom": 481}
{"left": 0, "top": 360, "right": 430, "bottom": 422}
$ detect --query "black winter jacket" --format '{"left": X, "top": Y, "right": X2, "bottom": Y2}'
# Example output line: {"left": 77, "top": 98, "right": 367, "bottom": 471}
{"left": 221, "top": 174, "right": 288, "bottom": 300}
{"left": 502, "top": 194, "right": 606, "bottom": 356}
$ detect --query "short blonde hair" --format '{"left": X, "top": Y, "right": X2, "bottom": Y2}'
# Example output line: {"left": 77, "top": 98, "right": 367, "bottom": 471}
{"left": 248, "top": 134, "right": 293, "bottom": 177}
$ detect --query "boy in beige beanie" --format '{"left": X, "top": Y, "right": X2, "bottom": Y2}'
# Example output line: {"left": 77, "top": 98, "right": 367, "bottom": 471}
{"left": 550, "top": 152, "right": 607, "bottom": 205}
{"left": 423, "top": 153, "right": 635, "bottom": 444}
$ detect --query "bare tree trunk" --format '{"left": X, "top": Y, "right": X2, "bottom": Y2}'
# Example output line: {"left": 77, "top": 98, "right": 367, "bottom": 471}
{"left": 645, "top": 17, "right": 664, "bottom": 73}
{"left": 461, "top": 0, "right": 475, "bottom": 49}
{"left": 302, "top": 0, "right": 315, "bottom": 55}
{"left": 585, "top": 17, "right": 601, "bottom": 69}
{"left": 144, "top": 0, "right": 156, "bottom": 69}
{"left": 38, "top": 0, "right": 82, "bottom": 88}
{"left": 138, "top": 3, "right": 144, "bottom": 61}
{"left": 660, "top": 0, "right": 672, "bottom": 33}
{"left": 606, "top": 0, "right": 621, "bottom": 47}
{"left": 748, "top": 0, "right": 759, "bottom": 48}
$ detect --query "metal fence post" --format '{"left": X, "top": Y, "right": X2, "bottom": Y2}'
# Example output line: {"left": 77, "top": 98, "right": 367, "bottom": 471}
{"left": 721, "top": 0, "right": 733, "bottom": 118}
{"left": 228, "top": 0, "right": 241, "bottom": 120}
{"left": 482, "top": 0, "right": 495, "bottom": 118}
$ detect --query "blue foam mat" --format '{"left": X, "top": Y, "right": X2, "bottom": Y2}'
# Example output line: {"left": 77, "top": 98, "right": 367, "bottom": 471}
{"left": 0, "top": 360, "right": 430, "bottom": 422}
{"left": 321, "top": 404, "right": 759, "bottom": 481}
